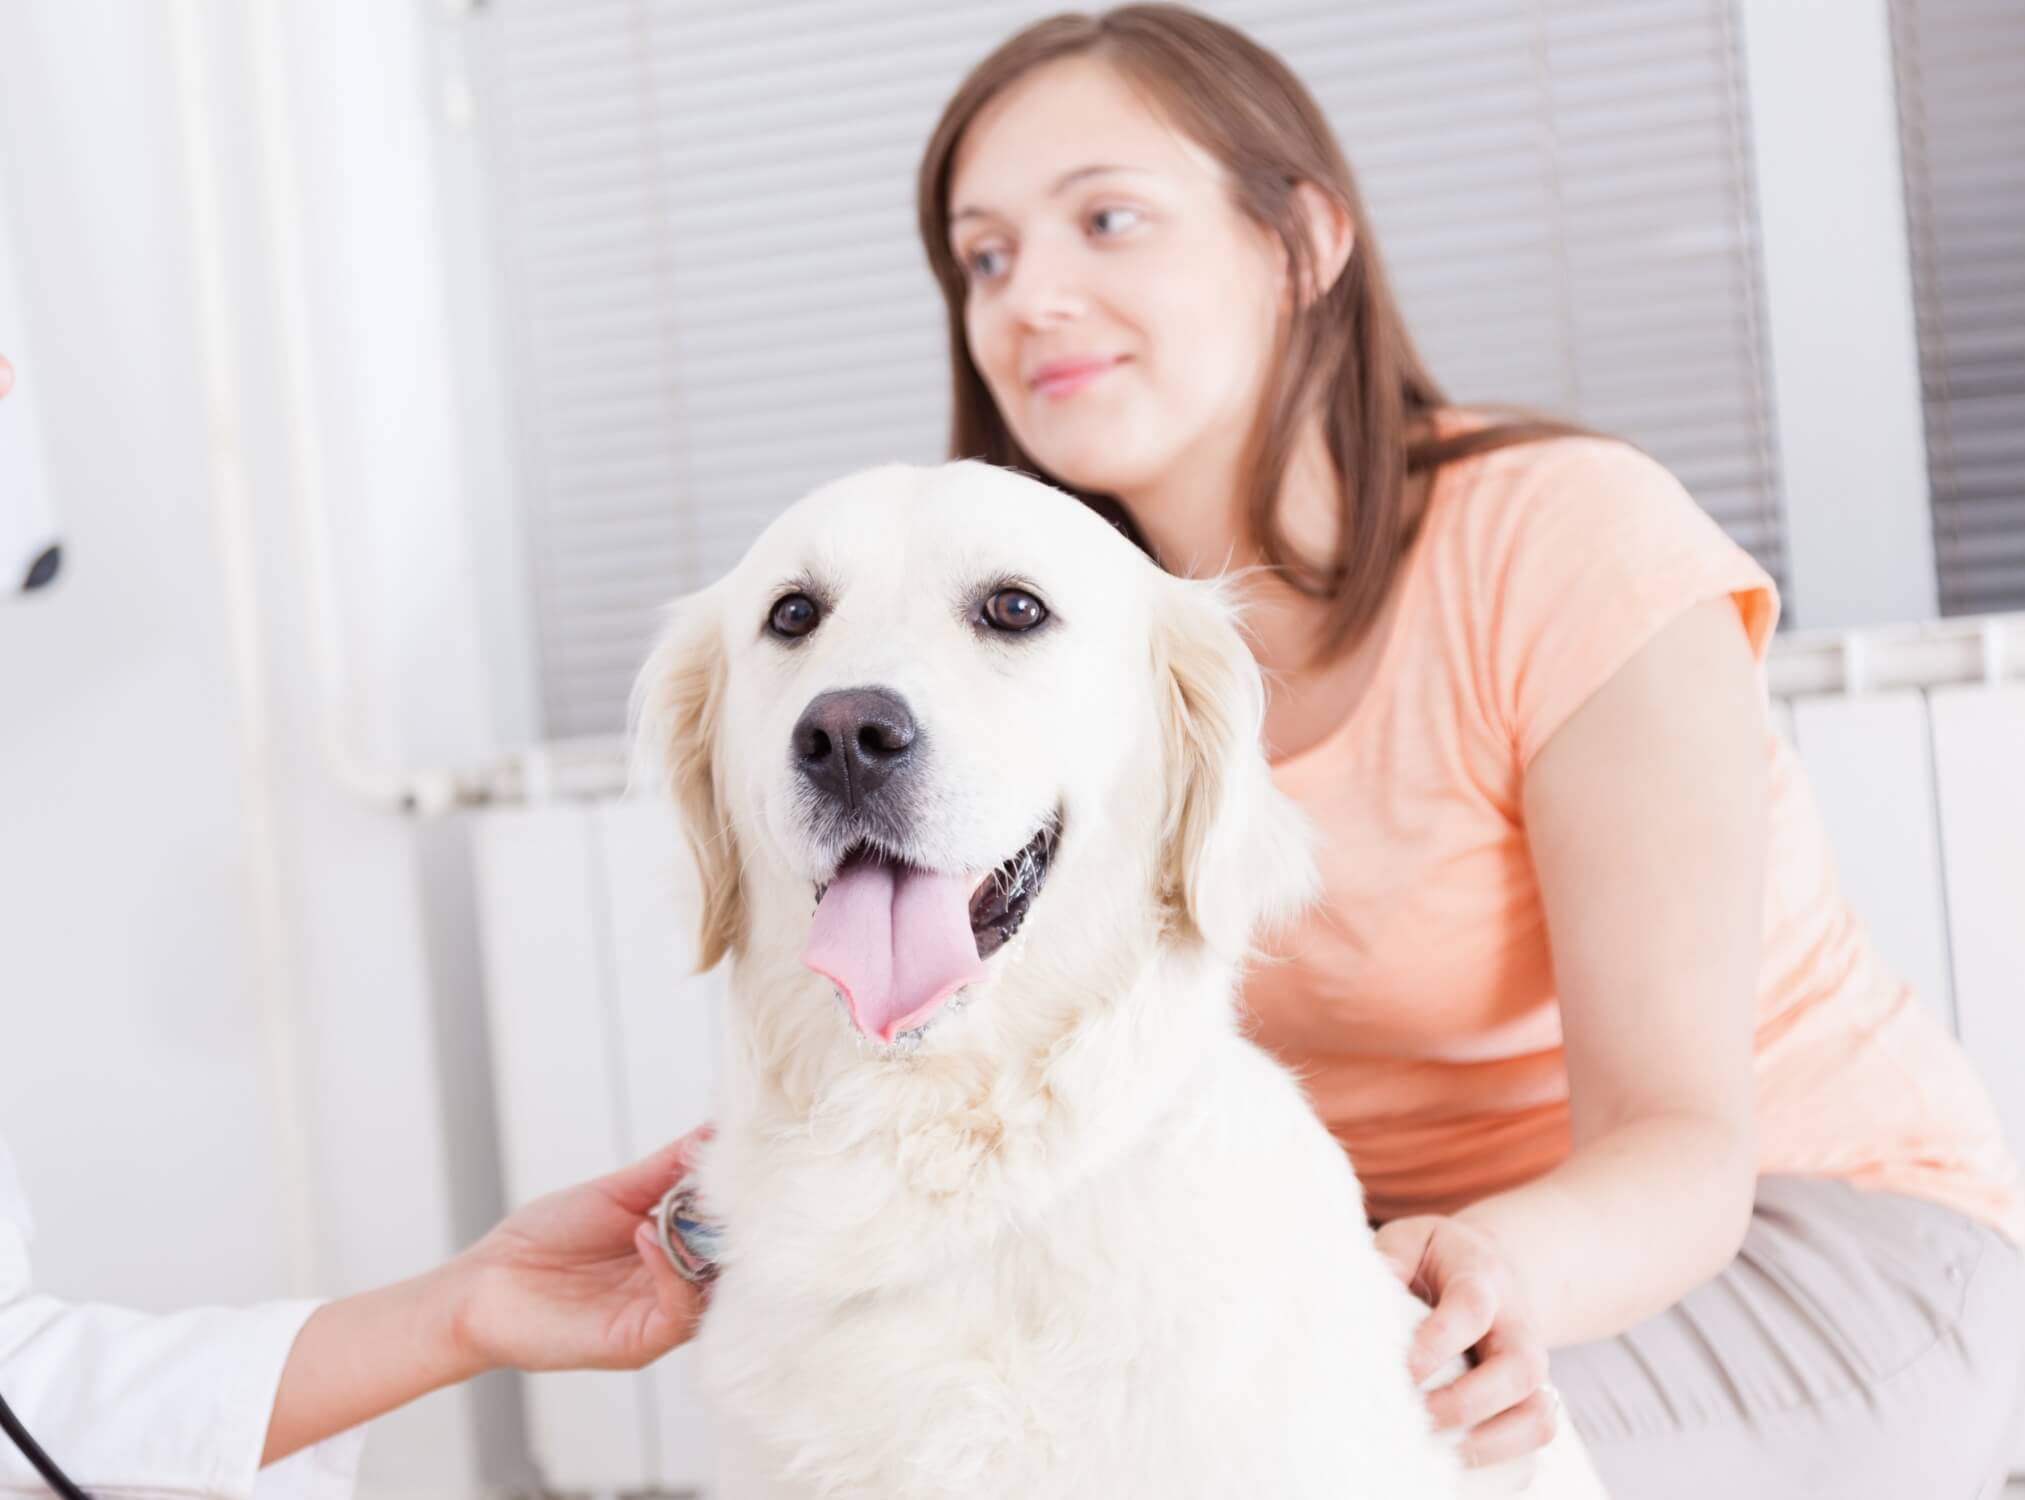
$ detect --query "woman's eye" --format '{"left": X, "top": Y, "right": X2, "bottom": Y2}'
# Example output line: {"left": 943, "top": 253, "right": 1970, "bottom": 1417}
{"left": 964, "top": 244, "right": 1010, "bottom": 281}
{"left": 982, "top": 588, "right": 1048, "bottom": 633}
{"left": 768, "top": 592, "right": 821, "bottom": 638}
{"left": 1089, "top": 205, "right": 1142, "bottom": 237}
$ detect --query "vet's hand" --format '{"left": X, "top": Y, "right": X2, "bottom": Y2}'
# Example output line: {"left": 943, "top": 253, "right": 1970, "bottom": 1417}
{"left": 1375, "top": 1215, "right": 1557, "bottom": 1467}
{"left": 0, "top": 354, "right": 14, "bottom": 398}
{"left": 448, "top": 1125, "right": 713, "bottom": 1374}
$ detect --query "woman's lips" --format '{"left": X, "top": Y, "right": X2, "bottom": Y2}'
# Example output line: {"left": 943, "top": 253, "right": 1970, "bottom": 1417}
{"left": 1030, "top": 355, "right": 1125, "bottom": 399}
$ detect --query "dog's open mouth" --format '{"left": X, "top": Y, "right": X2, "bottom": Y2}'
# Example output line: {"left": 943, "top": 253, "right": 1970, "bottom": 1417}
{"left": 803, "top": 817, "right": 1059, "bottom": 1046}
{"left": 966, "top": 819, "right": 1058, "bottom": 960}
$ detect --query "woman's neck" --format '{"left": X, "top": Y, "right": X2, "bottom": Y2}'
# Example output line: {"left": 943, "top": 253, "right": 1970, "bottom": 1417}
{"left": 1118, "top": 418, "right": 1346, "bottom": 678}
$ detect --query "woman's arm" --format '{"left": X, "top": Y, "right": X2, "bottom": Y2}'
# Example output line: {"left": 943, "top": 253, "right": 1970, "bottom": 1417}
{"left": 262, "top": 1131, "right": 707, "bottom": 1466}
{"left": 1457, "top": 592, "right": 1765, "bottom": 1345}
{"left": 258, "top": 1264, "right": 477, "bottom": 1467}
{"left": 1378, "top": 594, "right": 1765, "bottom": 1462}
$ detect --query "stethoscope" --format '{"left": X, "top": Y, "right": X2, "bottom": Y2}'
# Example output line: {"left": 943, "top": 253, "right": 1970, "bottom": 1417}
{"left": 0, "top": 1194, "right": 722, "bottom": 1499}
{"left": 0, "top": 1388, "right": 89, "bottom": 1499}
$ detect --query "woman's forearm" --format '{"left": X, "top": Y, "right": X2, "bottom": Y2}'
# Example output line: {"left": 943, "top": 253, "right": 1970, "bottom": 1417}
{"left": 260, "top": 1261, "right": 484, "bottom": 1466}
{"left": 1454, "top": 1111, "right": 1755, "bottom": 1349}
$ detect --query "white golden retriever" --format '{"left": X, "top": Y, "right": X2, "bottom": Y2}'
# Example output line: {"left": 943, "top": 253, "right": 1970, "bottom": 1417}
{"left": 631, "top": 461, "right": 1607, "bottom": 1499}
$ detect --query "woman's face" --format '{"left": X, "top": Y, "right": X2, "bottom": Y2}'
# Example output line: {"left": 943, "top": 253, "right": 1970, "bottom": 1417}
{"left": 947, "top": 58, "right": 1285, "bottom": 497}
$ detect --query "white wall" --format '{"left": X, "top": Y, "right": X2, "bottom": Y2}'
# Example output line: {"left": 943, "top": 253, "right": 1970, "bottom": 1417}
{"left": 0, "top": 1, "right": 526, "bottom": 1492}
{"left": 1737, "top": 0, "right": 1940, "bottom": 630}
{"left": 0, "top": 2, "right": 298, "bottom": 1315}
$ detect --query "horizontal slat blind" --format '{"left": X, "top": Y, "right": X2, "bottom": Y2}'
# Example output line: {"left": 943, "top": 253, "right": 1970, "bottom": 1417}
{"left": 1889, "top": 0, "right": 2025, "bottom": 616}
{"left": 1233, "top": 0, "right": 1784, "bottom": 569}
{"left": 473, "top": 0, "right": 1784, "bottom": 736}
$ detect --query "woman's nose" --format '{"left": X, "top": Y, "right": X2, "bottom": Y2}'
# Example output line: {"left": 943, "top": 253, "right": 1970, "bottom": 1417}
{"left": 1011, "top": 283, "right": 1085, "bottom": 330}
{"left": 1002, "top": 246, "right": 1088, "bottom": 330}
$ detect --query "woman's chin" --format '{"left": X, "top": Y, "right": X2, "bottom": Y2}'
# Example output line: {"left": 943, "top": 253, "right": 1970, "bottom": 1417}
{"left": 1024, "top": 432, "right": 1173, "bottom": 500}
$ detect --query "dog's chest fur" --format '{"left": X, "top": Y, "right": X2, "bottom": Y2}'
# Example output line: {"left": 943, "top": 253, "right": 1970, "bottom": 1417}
{"left": 691, "top": 1041, "right": 1465, "bottom": 1500}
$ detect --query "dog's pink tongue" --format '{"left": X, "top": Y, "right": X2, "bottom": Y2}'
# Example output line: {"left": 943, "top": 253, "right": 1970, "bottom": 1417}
{"left": 803, "top": 861, "right": 986, "bottom": 1043}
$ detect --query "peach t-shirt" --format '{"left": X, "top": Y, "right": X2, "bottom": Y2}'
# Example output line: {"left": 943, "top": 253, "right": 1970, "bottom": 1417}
{"left": 1246, "top": 434, "right": 2025, "bottom": 1241}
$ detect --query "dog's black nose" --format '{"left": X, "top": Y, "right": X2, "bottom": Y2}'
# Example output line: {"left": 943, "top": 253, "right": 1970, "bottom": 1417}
{"left": 792, "top": 687, "right": 917, "bottom": 810}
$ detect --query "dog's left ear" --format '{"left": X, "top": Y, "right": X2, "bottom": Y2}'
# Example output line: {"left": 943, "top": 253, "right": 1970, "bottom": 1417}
{"left": 1154, "top": 576, "right": 1318, "bottom": 957}
{"left": 628, "top": 586, "right": 744, "bottom": 970}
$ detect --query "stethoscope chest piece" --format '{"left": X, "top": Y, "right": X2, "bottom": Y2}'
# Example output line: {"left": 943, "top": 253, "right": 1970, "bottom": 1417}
{"left": 653, "top": 1183, "right": 723, "bottom": 1285}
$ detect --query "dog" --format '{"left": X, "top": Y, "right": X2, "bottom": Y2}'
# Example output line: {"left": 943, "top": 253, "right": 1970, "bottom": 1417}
{"left": 630, "top": 461, "right": 1608, "bottom": 1498}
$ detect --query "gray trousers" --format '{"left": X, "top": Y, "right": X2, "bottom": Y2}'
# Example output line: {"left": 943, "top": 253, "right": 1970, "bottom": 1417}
{"left": 1552, "top": 1175, "right": 2025, "bottom": 1499}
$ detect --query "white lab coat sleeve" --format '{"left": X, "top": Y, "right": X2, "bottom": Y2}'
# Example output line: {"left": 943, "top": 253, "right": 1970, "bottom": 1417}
{"left": 0, "top": 1138, "right": 367, "bottom": 1500}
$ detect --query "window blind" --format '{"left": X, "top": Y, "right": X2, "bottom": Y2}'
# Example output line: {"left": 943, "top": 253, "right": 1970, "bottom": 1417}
{"left": 469, "top": 0, "right": 1785, "bottom": 737}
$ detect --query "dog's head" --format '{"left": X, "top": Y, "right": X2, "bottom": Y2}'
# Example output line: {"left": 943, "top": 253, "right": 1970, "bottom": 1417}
{"left": 630, "top": 462, "right": 1312, "bottom": 1060}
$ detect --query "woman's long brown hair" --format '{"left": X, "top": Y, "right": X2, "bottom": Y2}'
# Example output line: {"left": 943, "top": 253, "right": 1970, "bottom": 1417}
{"left": 917, "top": 4, "right": 1594, "bottom": 663}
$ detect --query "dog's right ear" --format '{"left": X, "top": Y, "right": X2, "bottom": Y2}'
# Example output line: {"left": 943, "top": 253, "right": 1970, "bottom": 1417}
{"left": 628, "top": 588, "right": 743, "bottom": 970}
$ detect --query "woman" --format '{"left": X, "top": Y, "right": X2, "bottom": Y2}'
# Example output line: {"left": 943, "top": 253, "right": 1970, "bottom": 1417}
{"left": 915, "top": 7, "right": 2025, "bottom": 1495}
{"left": 2, "top": 346, "right": 704, "bottom": 1495}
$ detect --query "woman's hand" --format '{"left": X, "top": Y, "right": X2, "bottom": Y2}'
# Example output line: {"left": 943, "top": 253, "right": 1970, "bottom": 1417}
{"left": 263, "top": 1126, "right": 716, "bottom": 1466}
{"left": 1375, "top": 1214, "right": 1559, "bottom": 1467}
{"left": 0, "top": 354, "right": 14, "bottom": 398}
{"left": 447, "top": 1125, "right": 713, "bottom": 1374}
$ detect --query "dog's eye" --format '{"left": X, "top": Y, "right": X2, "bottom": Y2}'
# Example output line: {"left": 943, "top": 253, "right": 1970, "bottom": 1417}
{"left": 768, "top": 593, "right": 821, "bottom": 639}
{"left": 982, "top": 588, "right": 1047, "bottom": 633}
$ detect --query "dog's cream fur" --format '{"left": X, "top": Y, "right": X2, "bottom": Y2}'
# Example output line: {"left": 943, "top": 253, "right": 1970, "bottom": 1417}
{"left": 632, "top": 463, "right": 1607, "bottom": 1499}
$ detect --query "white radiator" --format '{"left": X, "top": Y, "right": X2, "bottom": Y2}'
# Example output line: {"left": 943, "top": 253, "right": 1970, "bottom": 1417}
{"left": 472, "top": 614, "right": 2025, "bottom": 1496}
{"left": 472, "top": 800, "right": 726, "bottom": 1495}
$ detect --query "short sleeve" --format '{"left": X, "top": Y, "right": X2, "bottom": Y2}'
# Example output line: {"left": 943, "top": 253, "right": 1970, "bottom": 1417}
{"left": 1472, "top": 439, "right": 1779, "bottom": 766}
